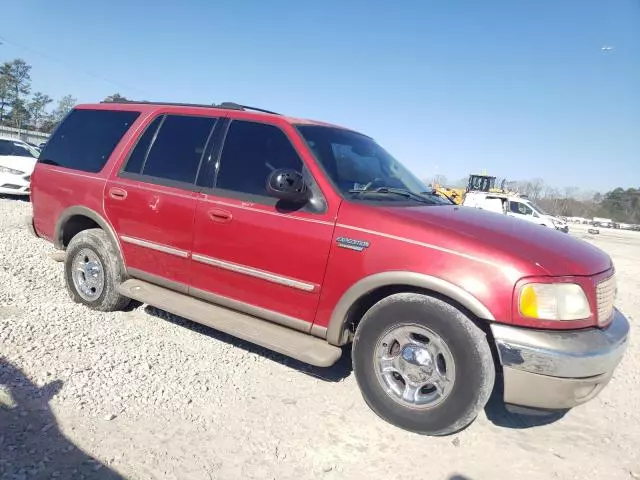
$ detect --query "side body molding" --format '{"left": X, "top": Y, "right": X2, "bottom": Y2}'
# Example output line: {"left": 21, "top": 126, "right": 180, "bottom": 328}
{"left": 54, "top": 206, "right": 122, "bottom": 257}
{"left": 325, "top": 271, "right": 496, "bottom": 345}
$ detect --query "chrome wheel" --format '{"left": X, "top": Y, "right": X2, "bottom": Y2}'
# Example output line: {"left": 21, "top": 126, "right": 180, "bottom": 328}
{"left": 71, "top": 248, "right": 105, "bottom": 301}
{"left": 374, "top": 324, "right": 456, "bottom": 409}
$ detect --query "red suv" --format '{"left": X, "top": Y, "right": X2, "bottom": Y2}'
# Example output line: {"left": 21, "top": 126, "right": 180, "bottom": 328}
{"left": 28, "top": 101, "right": 629, "bottom": 435}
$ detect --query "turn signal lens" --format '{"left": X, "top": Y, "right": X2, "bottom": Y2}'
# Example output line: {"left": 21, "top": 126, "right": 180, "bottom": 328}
{"left": 518, "top": 283, "right": 591, "bottom": 321}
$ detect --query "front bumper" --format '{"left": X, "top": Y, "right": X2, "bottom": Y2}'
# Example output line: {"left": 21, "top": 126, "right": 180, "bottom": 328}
{"left": 491, "top": 309, "right": 629, "bottom": 409}
{"left": 0, "top": 173, "right": 31, "bottom": 196}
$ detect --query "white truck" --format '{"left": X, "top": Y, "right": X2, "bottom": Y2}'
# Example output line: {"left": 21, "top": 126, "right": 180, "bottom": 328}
{"left": 463, "top": 191, "right": 569, "bottom": 233}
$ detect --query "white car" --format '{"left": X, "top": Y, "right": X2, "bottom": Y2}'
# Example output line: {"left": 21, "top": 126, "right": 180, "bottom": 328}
{"left": 463, "top": 191, "right": 569, "bottom": 233}
{"left": 0, "top": 137, "right": 39, "bottom": 196}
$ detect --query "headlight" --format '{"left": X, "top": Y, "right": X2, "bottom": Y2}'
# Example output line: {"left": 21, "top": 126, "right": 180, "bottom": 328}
{"left": 0, "top": 166, "right": 24, "bottom": 175}
{"left": 519, "top": 283, "right": 591, "bottom": 320}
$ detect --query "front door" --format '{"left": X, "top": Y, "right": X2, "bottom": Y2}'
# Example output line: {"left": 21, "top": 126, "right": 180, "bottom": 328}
{"left": 507, "top": 200, "right": 536, "bottom": 224}
{"left": 190, "top": 119, "right": 336, "bottom": 326}
{"left": 105, "top": 112, "right": 220, "bottom": 286}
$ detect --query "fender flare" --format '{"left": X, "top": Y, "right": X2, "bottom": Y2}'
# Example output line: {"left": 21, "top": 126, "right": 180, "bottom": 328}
{"left": 325, "top": 271, "right": 496, "bottom": 345}
{"left": 54, "top": 206, "right": 122, "bottom": 258}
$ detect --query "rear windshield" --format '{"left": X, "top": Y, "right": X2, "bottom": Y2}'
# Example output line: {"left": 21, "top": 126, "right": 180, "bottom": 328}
{"left": 39, "top": 109, "right": 140, "bottom": 173}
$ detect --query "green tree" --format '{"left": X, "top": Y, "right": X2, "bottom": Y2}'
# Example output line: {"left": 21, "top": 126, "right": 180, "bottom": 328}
{"left": 9, "top": 98, "right": 29, "bottom": 129}
{"left": 0, "top": 59, "right": 32, "bottom": 125}
{"left": 52, "top": 94, "right": 77, "bottom": 122}
{"left": 7, "top": 59, "right": 32, "bottom": 100}
{"left": 0, "top": 63, "right": 12, "bottom": 124}
{"left": 41, "top": 94, "right": 77, "bottom": 132}
{"left": 28, "top": 92, "right": 53, "bottom": 131}
{"left": 103, "top": 93, "right": 129, "bottom": 103}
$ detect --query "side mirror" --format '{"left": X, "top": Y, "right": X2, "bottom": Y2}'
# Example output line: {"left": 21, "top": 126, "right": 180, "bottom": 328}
{"left": 266, "top": 169, "right": 309, "bottom": 203}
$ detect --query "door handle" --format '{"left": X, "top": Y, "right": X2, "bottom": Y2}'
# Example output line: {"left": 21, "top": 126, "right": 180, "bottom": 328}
{"left": 109, "top": 187, "right": 127, "bottom": 200}
{"left": 208, "top": 208, "right": 233, "bottom": 223}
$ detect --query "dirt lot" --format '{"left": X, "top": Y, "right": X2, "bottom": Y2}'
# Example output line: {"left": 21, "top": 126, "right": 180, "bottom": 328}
{"left": 1, "top": 196, "right": 639, "bottom": 480}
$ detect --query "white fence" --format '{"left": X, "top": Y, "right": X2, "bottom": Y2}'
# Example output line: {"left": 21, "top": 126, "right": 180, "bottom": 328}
{"left": 0, "top": 125, "right": 50, "bottom": 145}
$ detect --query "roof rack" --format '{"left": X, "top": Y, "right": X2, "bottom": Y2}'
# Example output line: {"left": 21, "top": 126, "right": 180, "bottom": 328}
{"left": 99, "top": 99, "right": 280, "bottom": 115}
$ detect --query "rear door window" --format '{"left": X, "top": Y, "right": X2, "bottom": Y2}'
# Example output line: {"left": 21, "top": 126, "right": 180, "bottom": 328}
{"left": 39, "top": 109, "right": 140, "bottom": 172}
{"left": 123, "top": 114, "right": 217, "bottom": 186}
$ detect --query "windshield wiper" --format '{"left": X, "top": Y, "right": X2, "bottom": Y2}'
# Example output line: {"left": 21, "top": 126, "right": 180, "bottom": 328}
{"left": 349, "top": 187, "right": 434, "bottom": 204}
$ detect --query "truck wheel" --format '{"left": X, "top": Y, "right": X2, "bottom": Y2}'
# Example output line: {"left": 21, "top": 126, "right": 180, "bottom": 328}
{"left": 64, "top": 228, "right": 130, "bottom": 312}
{"left": 352, "top": 292, "right": 495, "bottom": 436}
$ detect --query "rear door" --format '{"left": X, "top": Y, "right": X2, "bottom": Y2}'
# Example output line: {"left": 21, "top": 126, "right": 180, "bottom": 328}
{"left": 105, "top": 112, "right": 220, "bottom": 287}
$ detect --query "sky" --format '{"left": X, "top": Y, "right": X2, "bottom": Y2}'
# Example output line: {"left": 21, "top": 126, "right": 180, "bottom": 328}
{"left": 1, "top": 0, "right": 638, "bottom": 192}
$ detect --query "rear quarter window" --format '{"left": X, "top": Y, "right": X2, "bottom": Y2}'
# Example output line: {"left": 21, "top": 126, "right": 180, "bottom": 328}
{"left": 39, "top": 109, "right": 140, "bottom": 173}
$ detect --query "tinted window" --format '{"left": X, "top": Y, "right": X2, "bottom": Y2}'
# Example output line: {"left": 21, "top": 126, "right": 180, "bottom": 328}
{"left": 39, "top": 109, "right": 140, "bottom": 172}
{"left": 141, "top": 115, "right": 216, "bottom": 184}
{"left": 123, "top": 116, "right": 163, "bottom": 174}
{"left": 216, "top": 121, "right": 302, "bottom": 196}
{"left": 0, "top": 139, "right": 37, "bottom": 158}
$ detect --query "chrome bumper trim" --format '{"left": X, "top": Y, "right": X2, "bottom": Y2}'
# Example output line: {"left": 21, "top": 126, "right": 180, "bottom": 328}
{"left": 491, "top": 309, "right": 629, "bottom": 379}
{"left": 120, "top": 235, "right": 189, "bottom": 258}
{"left": 192, "top": 253, "right": 317, "bottom": 293}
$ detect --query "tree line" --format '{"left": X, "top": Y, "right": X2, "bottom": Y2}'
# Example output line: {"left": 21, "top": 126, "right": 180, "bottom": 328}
{"left": 0, "top": 58, "right": 78, "bottom": 133}
{"left": 3, "top": 58, "right": 637, "bottom": 223}
{"left": 538, "top": 188, "right": 640, "bottom": 225}
{"left": 428, "top": 175, "right": 639, "bottom": 225}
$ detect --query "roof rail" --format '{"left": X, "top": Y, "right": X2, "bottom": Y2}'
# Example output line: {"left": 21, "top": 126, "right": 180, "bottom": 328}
{"left": 99, "top": 99, "right": 280, "bottom": 115}
{"left": 215, "top": 102, "right": 280, "bottom": 115}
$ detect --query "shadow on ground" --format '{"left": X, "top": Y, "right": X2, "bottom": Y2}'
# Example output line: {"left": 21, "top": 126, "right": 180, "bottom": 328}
{"left": 0, "top": 194, "right": 30, "bottom": 202}
{"left": 144, "top": 306, "right": 353, "bottom": 382}
{"left": 144, "top": 306, "right": 568, "bottom": 430}
{"left": 483, "top": 375, "right": 568, "bottom": 429}
{"left": 0, "top": 358, "right": 124, "bottom": 479}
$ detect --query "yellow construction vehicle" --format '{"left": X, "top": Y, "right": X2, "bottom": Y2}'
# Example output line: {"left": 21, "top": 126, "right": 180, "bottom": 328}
{"left": 433, "top": 173, "right": 512, "bottom": 205}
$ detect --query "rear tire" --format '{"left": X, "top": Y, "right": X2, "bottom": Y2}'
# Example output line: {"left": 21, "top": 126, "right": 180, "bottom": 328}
{"left": 64, "top": 228, "right": 130, "bottom": 312}
{"left": 352, "top": 292, "right": 495, "bottom": 436}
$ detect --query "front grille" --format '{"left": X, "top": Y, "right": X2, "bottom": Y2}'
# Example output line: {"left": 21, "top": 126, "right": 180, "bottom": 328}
{"left": 24, "top": 175, "right": 31, "bottom": 181}
{"left": 596, "top": 275, "right": 616, "bottom": 325}
{"left": 1, "top": 184, "right": 21, "bottom": 189}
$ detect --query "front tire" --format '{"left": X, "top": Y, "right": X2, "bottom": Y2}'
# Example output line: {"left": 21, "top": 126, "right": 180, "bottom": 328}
{"left": 64, "top": 228, "right": 130, "bottom": 312}
{"left": 352, "top": 293, "right": 495, "bottom": 436}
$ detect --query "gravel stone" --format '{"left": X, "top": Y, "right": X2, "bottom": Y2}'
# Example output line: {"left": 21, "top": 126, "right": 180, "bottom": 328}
{"left": 1, "top": 198, "right": 639, "bottom": 479}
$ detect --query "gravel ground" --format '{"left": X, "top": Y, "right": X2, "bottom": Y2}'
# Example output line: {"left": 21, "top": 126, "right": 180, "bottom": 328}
{"left": 1, "top": 196, "right": 639, "bottom": 480}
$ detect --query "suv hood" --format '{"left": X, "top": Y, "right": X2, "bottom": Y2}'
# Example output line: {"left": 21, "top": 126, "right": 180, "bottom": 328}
{"left": 384, "top": 205, "right": 611, "bottom": 276}
{"left": 0, "top": 155, "right": 37, "bottom": 174}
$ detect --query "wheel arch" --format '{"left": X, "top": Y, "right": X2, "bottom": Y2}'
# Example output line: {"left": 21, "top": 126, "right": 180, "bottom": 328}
{"left": 325, "top": 272, "right": 496, "bottom": 346}
{"left": 54, "top": 206, "right": 122, "bottom": 258}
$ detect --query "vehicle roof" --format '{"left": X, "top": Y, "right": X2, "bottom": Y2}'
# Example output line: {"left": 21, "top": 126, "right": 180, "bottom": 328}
{"left": 75, "top": 102, "right": 348, "bottom": 130}
{"left": 470, "top": 191, "right": 527, "bottom": 201}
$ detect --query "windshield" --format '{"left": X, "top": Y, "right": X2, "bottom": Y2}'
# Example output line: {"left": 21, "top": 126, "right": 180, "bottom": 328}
{"left": 468, "top": 175, "right": 496, "bottom": 192}
{"left": 298, "top": 126, "right": 448, "bottom": 205}
{"left": 0, "top": 139, "right": 38, "bottom": 158}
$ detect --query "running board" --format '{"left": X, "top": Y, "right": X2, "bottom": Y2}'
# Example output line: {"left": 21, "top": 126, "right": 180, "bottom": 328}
{"left": 117, "top": 279, "right": 342, "bottom": 367}
{"left": 50, "top": 251, "right": 66, "bottom": 262}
